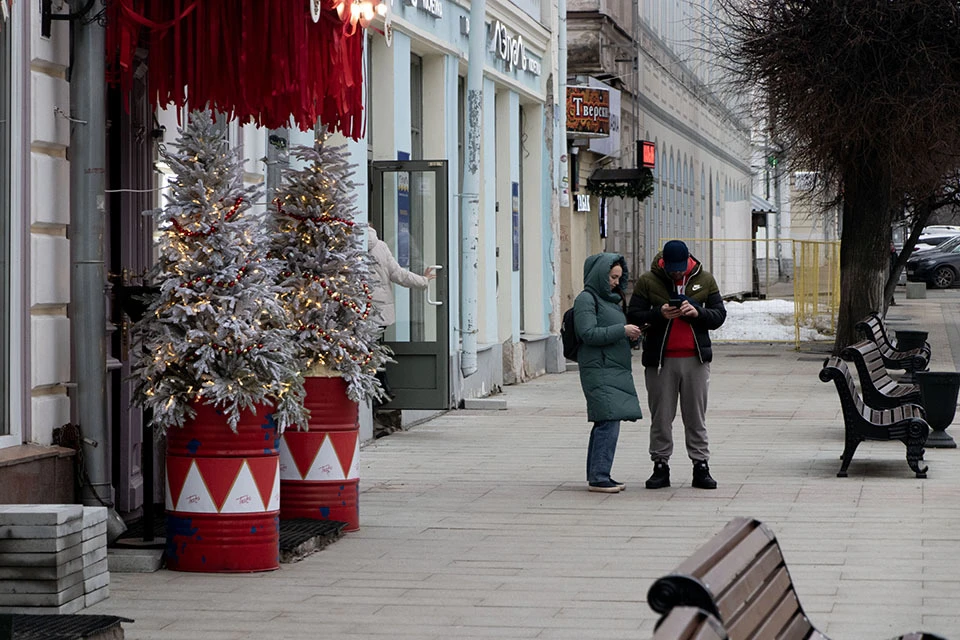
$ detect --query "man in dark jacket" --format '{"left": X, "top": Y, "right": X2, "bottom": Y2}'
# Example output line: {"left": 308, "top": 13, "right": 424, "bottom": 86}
{"left": 627, "top": 240, "right": 726, "bottom": 490}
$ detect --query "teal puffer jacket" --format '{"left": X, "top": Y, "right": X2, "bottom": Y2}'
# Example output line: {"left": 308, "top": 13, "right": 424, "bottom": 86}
{"left": 575, "top": 253, "right": 643, "bottom": 423}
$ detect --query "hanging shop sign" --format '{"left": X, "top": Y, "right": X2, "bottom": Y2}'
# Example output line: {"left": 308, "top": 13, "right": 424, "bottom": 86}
{"left": 639, "top": 140, "right": 656, "bottom": 169}
{"left": 403, "top": 0, "right": 442, "bottom": 19}
{"left": 566, "top": 86, "right": 611, "bottom": 138}
{"left": 490, "top": 20, "right": 542, "bottom": 76}
{"left": 587, "top": 79, "right": 621, "bottom": 156}
{"left": 576, "top": 194, "right": 591, "bottom": 212}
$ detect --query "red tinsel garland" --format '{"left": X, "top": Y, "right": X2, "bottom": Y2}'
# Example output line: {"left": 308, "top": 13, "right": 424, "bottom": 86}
{"left": 105, "top": 0, "right": 365, "bottom": 139}
{"left": 273, "top": 197, "right": 356, "bottom": 226}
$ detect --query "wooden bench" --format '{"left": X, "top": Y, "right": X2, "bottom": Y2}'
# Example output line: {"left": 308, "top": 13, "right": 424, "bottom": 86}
{"left": 856, "top": 312, "right": 931, "bottom": 374}
{"left": 840, "top": 340, "right": 922, "bottom": 410}
{"left": 653, "top": 606, "right": 727, "bottom": 640}
{"left": 647, "top": 517, "right": 948, "bottom": 640}
{"left": 819, "top": 357, "right": 928, "bottom": 478}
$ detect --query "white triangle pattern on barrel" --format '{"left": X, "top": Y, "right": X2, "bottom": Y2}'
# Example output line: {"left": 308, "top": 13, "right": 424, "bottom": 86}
{"left": 219, "top": 461, "right": 266, "bottom": 514}
{"left": 346, "top": 438, "right": 360, "bottom": 480}
{"left": 164, "top": 473, "right": 174, "bottom": 510}
{"left": 278, "top": 439, "right": 301, "bottom": 481}
{"left": 267, "top": 464, "right": 281, "bottom": 511}
{"left": 304, "top": 435, "right": 347, "bottom": 481}
{"left": 174, "top": 461, "right": 218, "bottom": 514}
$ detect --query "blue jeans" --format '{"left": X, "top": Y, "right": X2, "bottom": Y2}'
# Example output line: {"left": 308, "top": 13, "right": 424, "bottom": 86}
{"left": 586, "top": 420, "right": 621, "bottom": 484}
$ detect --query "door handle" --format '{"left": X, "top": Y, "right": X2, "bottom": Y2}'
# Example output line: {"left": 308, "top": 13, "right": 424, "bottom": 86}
{"left": 426, "top": 265, "right": 444, "bottom": 306}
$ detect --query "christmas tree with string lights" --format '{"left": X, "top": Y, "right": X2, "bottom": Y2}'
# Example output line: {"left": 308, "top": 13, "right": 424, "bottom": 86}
{"left": 132, "top": 111, "right": 307, "bottom": 434}
{"left": 269, "top": 132, "right": 389, "bottom": 403}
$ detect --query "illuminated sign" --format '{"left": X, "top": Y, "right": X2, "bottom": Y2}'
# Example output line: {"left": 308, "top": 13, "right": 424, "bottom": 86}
{"left": 566, "top": 86, "right": 610, "bottom": 138}
{"left": 639, "top": 140, "right": 656, "bottom": 169}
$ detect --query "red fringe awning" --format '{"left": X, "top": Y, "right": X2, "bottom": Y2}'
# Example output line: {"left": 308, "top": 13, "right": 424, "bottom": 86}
{"left": 106, "top": 0, "right": 365, "bottom": 139}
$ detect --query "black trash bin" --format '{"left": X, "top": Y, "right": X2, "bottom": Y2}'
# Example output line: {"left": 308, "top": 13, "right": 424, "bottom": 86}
{"left": 916, "top": 371, "right": 960, "bottom": 448}
{"left": 895, "top": 329, "right": 929, "bottom": 351}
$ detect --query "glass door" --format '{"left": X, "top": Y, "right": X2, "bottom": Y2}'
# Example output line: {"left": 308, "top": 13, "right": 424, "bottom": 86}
{"left": 370, "top": 161, "right": 450, "bottom": 409}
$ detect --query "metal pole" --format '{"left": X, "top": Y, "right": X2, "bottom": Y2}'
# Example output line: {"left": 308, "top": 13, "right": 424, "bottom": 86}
{"left": 460, "top": 0, "right": 485, "bottom": 378}
{"left": 773, "top": 154, "right": 782, "bottom": 275}
{"left": 265, "top": 129, "right": 288, "bottom": 205}
{"left": 70, "top": 0, "right": 111, "bottom": 508}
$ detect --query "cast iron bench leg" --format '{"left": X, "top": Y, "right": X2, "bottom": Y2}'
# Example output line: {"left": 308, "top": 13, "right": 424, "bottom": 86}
{"left": 905, "top": 420, "right": 929, "bottom": 478}
{"left": 838, "top": 434, "right": 861, "bottom": 477}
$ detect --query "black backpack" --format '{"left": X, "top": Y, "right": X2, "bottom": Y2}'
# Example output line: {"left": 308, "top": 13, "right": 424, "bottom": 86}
{"left": 561, "top": 291, "right": 598, "bottom": 362}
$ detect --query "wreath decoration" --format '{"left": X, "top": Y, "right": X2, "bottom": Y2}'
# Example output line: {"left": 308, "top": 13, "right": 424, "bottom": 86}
{"left": 585, "top": 168, "right": 654, "bottom": 201}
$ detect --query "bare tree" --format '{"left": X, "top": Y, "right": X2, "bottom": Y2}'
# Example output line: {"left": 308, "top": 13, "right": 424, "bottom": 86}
{"left": 716, "top": 0, "right": 960, "bottom": 350}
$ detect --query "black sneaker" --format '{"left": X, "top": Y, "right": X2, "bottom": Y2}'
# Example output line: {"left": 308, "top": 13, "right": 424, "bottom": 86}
{"left": 645, "top": 461, "right": 670, "bottom": 489}
{"left": 588, "top": 480, "right": 622, "bottom": 493}
{"left": 692, "top": 460, "right": 717, "bottom": 489}
{"left": 610, "top": 479, "right": 626, "bottom": 491}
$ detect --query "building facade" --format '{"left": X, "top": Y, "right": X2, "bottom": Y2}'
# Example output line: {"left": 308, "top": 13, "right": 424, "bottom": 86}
{"left": 360, "top": 0, "right": 565, "bottom": 425}
{"left": 565, "top": 0, "right": 755, "bottom": 299}
{"left": 0, "top": 0, "right": 564, "bottom": 516}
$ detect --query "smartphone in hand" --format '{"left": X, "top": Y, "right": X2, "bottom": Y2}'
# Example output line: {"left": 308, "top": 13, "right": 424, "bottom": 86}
{"left": 668, "top": 297, "right": 683, "bottom": 308}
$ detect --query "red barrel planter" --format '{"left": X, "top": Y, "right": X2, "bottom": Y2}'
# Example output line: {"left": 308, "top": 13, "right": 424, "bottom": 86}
{"left": 279, "top": 377, "right": 360, "bottom": 531}
{"left": 164, "top": 403, "right": 281, "bottom": 572}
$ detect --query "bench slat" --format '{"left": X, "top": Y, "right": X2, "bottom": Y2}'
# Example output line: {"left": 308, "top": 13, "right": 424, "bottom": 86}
{"left": 674, "top": 519, "right": 761, "bottom": 579}
{"left": 748, "top": 589, "right": 808, "bottom": 640}
{"left": 700, "top": 527, "right": 777, "bottom": 598}
{"left": 725, "top": 565, "right": 795, "bottom": 638}
{"left": 653, "top": 606, "right": 728, "bottom": 640}
{"left": 716, "top": 545, "right": 784, "bottom": 623}
{"left": 780, "top": 611, "right": 821, "bottom": 640}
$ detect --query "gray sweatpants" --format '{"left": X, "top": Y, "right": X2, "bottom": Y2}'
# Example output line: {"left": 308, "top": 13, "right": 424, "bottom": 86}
{"left": 644, "top": 358, "right": 711, "bottom": 463}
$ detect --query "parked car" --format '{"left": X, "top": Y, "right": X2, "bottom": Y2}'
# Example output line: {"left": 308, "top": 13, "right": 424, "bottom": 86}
{"left": 921, "top": 225, "right": 960, "bottom": 234}
{"left": 913, "top": 233, "right": 960, "bottom": 254}
{"left": 906, "top": 240, "right": 960, "bottom": 288}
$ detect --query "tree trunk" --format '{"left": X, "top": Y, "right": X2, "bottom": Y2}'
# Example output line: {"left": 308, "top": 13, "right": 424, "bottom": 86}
{"left": 883, "top": 201, "right": 934, "bottom": 307}
{"left": 834, "top": 154, "right": 892, "bottom": 353}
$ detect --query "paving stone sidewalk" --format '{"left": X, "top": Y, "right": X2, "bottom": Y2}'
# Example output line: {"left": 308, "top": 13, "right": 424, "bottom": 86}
{"left": 88, "top": 292, "right": 960, "bottom": 639}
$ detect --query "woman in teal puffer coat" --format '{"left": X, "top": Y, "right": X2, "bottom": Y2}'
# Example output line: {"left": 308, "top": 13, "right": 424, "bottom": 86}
{"left": 575, "top": 253, "right": 644, "bottom": 493}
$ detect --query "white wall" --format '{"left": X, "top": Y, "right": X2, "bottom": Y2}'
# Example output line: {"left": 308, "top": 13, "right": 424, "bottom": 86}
{"left": 28, "top": 6, "right": 72, "bottom": 446}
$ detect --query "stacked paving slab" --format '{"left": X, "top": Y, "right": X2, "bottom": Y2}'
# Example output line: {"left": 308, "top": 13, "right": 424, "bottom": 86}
{"left": 0, "top": 504, "right": 110, "bottom": 614}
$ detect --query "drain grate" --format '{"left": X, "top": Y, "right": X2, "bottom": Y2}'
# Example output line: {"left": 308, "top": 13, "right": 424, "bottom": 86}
{"left": 11, "top": 614, "right": 133, "bottom": 640}
{"left": 112, "top": 513, "right": 346, "bottom": 561}
{"left": 279, "top": 519, "right": 347, "bottom": 563}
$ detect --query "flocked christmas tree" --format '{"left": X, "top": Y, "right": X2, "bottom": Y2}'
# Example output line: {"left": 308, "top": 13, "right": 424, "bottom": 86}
{"left": 269, "top": 132, "right": 389, "bottom": 403}
{"left": 132, "top": 111, "right": 307, "bottom": 434}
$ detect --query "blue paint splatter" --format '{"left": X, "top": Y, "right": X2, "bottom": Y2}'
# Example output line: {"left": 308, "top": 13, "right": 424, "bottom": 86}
{"left": 263, "top": 448, "right": 274, "bottom": 455}
{"left": 186, "top": 439, "right": 201, "bottom": 454}
{"left": 250, "top": 526, "right": 257, "bottom": 534}
{"left": 261, "top": 415, "right": 280, "bottom": 452}
{"left": 202, "top": 556, "right": 206, "bottom": 564}
{"left": 319, "top": 506, "right": 330, "bottom": 518}
{"left": 165, "top": 515, "right": 199, "bottom": 564}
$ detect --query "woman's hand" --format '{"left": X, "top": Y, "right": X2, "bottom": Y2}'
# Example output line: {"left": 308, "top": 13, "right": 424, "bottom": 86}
{"left": 423, "top": 267, "right": 437, "bottom": 280}
{"left": 625, "top": 324, "right": 643, "bottom": 340}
